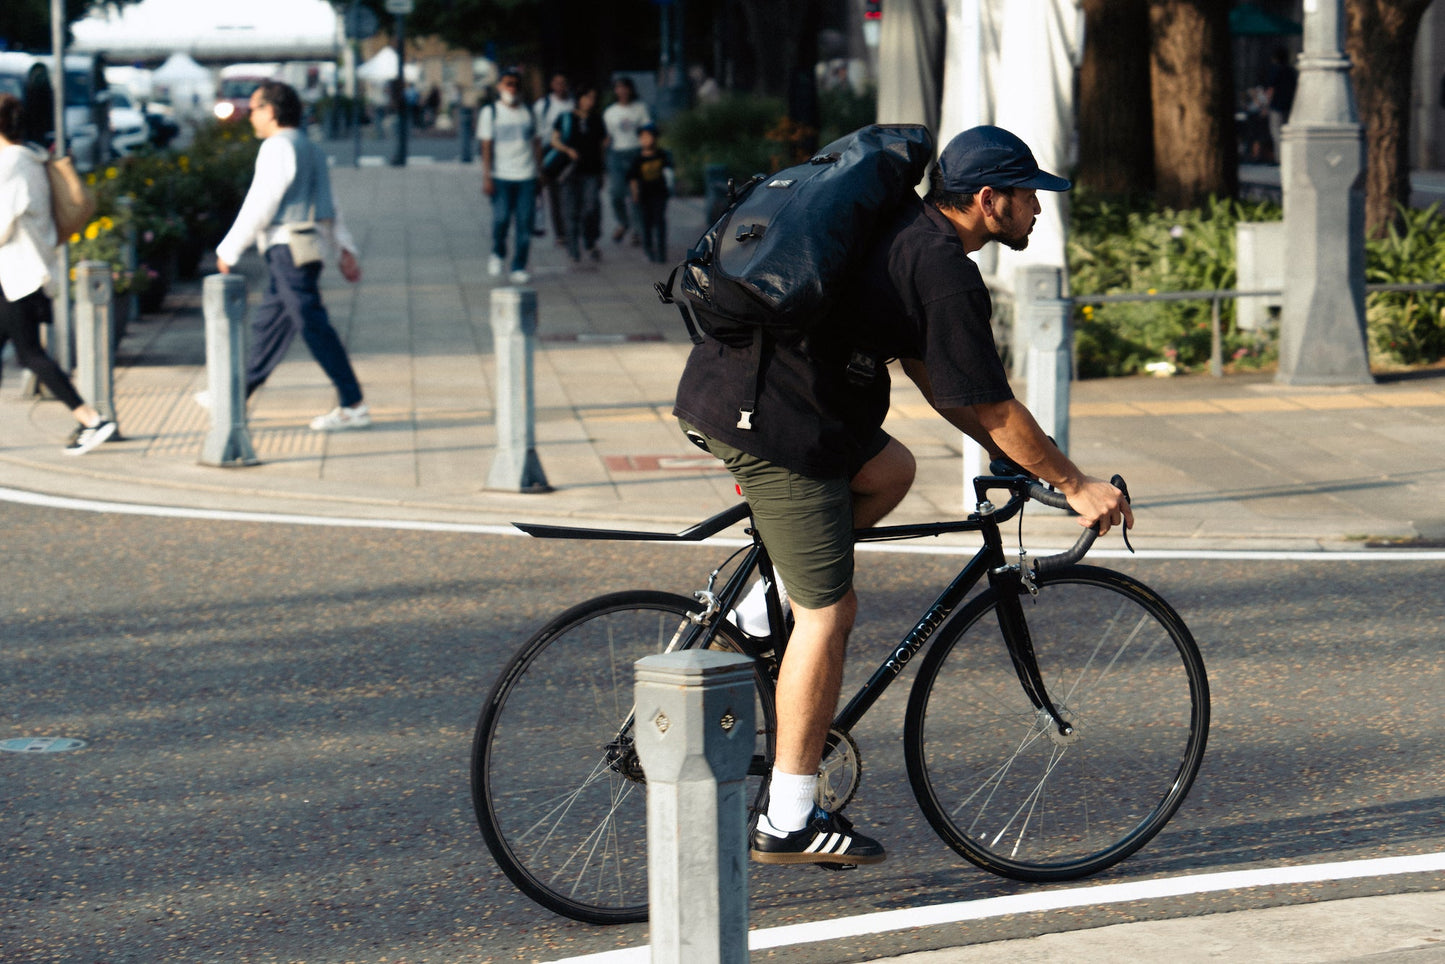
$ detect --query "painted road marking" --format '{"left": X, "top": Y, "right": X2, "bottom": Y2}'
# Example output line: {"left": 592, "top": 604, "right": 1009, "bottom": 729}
{"left": 547, "top": 851, "right": 1445, "bottom": 962}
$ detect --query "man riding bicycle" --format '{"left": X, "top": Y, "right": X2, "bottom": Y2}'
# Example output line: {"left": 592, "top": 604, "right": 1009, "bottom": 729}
{"left": 673, "top": 125, "right": 1133, "bottom": 866}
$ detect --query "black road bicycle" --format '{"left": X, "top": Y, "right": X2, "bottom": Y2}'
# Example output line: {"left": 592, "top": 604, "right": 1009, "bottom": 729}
{"left": 470, "top": 465, "right": 1210, "bottom": 924}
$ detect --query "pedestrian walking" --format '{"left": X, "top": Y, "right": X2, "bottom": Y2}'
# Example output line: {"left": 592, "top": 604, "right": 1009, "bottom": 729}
{"left": 551, "top": 84, "right": 606, "bottom": 264}
{"left": 479, "top": 67, "right": 541, "bottom": 284}
{"left": 626, "top": 123, "right": 673, "bottom": 264}
{"left": 601, "top": 76, "right": 650, "bottom": 245}
{"left": 0, "top": 92, "right": 116, "bottom": 455}
{"left": 214, "top": 80, "right": 369, "bottom": 432}
{"left": 533, "top": 72, "right": 574, "bottom": 244}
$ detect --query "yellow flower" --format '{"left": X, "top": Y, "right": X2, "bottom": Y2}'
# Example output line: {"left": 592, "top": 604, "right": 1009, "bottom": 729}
{"left": 85, "top": 173, "right": 97, "bottom": 186}
{"left": 1146, "top": 288, "right": 1157, "bottom": 295}
{"left": 99, "top": 216, "right": 115, "bottom": 232}
{"left": 144, "top": 178, "right": 154, "bottom": 186}
{"left": 84, "top": 222, "right": 100, "bottom": 240}
{"left": 1081, "top": 305, "right": 1095, "bottom": 318}
{"left": 69, "top": 267, "right": 77, "bottom": 281}
{"left": 178, "top": 155, "right": 190, "bottom": 171}
{"left": 105, "top": 166, "right": 119, "bottom": 180}
{"left": 69, "top": 232, "right": 81, "bottom": 244}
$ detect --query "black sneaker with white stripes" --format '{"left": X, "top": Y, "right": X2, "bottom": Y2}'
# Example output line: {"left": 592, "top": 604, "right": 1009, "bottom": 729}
{"left": 749, "top": 808, "right": 886, "bottom": 866}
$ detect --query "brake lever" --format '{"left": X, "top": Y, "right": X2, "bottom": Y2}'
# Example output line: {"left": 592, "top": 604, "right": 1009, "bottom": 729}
{"left": 1111, "top": 473, "right": 1135, "bottom": 554}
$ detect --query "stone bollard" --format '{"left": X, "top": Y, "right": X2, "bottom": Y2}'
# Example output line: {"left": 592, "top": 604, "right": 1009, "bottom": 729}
{"left": 634, "top": 650, "right": 755, "bottom": 964}
{"left": 74, "top": 260, "right": 117, "bottom": 425}
{"left": 1017, "top": 265, "right": 1072, "bottom": 454}
{"left": 199, "top": 274, "right": 259, "bottom": 467}
{"left": 486, "top": 287, "right": 551, "bottom": 492}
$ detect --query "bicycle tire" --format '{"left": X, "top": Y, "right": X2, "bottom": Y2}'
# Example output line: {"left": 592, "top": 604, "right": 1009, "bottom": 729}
{"left": 471, "top": 590, "right": 775, "bottom": 924}
{"left": 904, "top": 565, "right": 1209, "bottom": 881}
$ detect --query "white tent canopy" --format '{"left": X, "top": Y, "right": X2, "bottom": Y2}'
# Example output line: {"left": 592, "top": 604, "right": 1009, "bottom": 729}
{"left": 356, "top": 47, "right": 421, "bottom": 85}
{"left": 148, "top": 52, "right": 214, "bottom": 116}
{"left": 72, "top": 0, "right": 340, "bottom": 62}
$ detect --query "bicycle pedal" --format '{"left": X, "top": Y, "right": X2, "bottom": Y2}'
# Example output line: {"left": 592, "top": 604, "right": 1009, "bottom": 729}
{"left": 816, "top": 862, "right": 858, "bottom": 872}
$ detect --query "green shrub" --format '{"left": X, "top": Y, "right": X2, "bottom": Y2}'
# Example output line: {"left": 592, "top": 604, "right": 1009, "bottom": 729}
{"left": 1364, "top": 204, "right": 1445, "bottom": 367}
{"left": 663, "top": 86, "right": 880, "bottom": 196}
{"left": 665, "top": 94, "right": 785, "bottom": 196}
{"left": 1069, "top": 192, "right": 1282, "bottom": 377}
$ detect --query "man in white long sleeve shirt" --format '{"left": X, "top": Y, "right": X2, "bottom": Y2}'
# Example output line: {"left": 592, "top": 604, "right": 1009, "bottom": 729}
{"left": 215, "top": 80, "right": 369, "bottom": 432}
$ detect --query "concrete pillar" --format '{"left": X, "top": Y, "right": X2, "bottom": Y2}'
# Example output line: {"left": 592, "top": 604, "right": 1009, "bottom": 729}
{"left": 73, "top": 260, "right": 116, "bottom": 424}
{"left": 199, "top": 274, "right": 259, "bottom": 467}
{"left": 1278, "top": 0, "right": 1373, "bottom": 385}
{"left": 1017, "top": 265, "right": 1071, "bottom": 453}
{"left": 486, "top": 287, "right": 551, "bottom": 492}
{"left": 634, "top": 650, "right": 755, "bottom": 964}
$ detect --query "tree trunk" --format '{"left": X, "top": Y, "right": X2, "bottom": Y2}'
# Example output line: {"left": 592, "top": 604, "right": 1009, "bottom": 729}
{"left": 1148, "top": 0, "right": 1237, "bottom": 209}
{"left": 1345, "top": 0, "right": 1433, "bottom": 236}
{"left": 1077, "top": 0, "right": 1155, "bottom": 196}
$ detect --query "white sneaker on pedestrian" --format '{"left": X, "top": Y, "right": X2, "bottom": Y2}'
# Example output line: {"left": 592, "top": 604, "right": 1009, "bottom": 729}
{"left": 193, "top": 389, "right": 212, "bottom": 410}
{"left": 509, "top": 269, "right": 531, "bottom": 284}
{"left": 487, "top": 254, "right": 504, "bottom": 277}
{"left": 64, "top": 419, "right": 117, "bottom": 456}
{"left": 309, "top": 403, "right": 372, "bottom": 432}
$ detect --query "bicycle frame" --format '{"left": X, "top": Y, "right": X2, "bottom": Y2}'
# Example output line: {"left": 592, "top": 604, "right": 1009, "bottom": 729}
{"left": 515, "top": 473, "right": 1080, "bottom": 743}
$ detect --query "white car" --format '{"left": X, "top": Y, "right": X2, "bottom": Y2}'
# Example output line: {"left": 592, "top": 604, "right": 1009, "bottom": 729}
{"left": 107, "top": 89, "right": 149, "bottom": 156}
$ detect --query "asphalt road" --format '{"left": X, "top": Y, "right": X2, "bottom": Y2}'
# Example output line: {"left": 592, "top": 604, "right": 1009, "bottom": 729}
{"left": 1, "top": 501, "right": 1441, "bottom": 963}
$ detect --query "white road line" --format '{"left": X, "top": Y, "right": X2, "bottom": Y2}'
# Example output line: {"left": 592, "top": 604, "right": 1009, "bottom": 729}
{"left": 2, "top": 486, "right": 1443, "bottom": 561}
{"left": 547, "top": 851, "right": 1445, "bottom": 963}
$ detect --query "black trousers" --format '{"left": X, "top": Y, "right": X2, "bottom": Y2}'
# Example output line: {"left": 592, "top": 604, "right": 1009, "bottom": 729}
{"left": 0, "top": 286, "right": 84, "bottom": 410}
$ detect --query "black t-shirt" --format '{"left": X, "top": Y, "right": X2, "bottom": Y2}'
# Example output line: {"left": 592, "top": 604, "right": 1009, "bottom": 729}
{"left": 673, "top": 196, "right": 1014, "bottom": 478}
{"left": 627, "top": 149, "right": 673, "bottom": 201}
{"left": 554, "top": 111, "right": 606, "bottom": 176}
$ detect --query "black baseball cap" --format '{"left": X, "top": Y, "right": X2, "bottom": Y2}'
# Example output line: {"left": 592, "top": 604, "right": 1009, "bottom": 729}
{"left": 937, "top": 125, "right": 1071, "bottom": 194}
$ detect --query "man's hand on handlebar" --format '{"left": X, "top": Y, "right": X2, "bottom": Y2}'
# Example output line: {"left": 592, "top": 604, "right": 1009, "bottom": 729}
{"left": 1060, "top": 475, "right": 1133, "bottom": 537}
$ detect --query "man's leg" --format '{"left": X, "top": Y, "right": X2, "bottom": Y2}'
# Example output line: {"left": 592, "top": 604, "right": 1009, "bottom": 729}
{"left": 245, "top": 257, "right": 300, "bottom": 396}
{"left": 851, "top": 437, "right": 916, "bottom": 528}
{"left": 492, "top": 180, "right": 516, "bottom": 260}
{"left": 267, "top": 247, "right": 364, "bottom": 408}
{"left": 772, "top": 590, "right": 855, "bottom": 778}
{"left": 511, "top": 178, "right": 537, "bottom": 272}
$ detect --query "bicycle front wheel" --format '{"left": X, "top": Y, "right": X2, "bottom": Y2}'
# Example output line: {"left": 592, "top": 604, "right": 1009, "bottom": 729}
{"left": 905, "top": 566, "right": 1209, "bottom": 881}
{"left": 471, "top": 590, "right": 774, "bottom": 924}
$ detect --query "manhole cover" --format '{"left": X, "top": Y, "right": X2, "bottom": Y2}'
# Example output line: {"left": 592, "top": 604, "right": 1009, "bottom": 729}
{"left": 0, "top": 737, "right": 87, "bottom": 753}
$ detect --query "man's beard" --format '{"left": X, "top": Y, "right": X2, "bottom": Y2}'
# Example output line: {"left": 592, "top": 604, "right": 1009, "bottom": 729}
{"left": 991, "top": 217, "right": 1034, "bottom": 252}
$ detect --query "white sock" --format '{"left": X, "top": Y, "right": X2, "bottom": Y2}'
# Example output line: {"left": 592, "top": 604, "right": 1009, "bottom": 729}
{"left": 764, "top": 769, "right": 817, "bottom": 834}
{"left": 729, "top": 574, "right": 788, "bottom": 637}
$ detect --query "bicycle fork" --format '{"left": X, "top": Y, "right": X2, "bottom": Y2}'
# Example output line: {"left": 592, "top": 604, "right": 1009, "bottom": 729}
{"left": 989, "top": 566, "right": 1074, "bottom": 739}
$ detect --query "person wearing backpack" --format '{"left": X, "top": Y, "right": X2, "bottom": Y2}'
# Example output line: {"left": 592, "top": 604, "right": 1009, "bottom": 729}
{"left": 0, "top": 92, "right": 116, "bottom": 455}
{"left": 550, "top": 84, "right": 606, "bottom": 264}
{"left": 673, "top": 125, "right": 1133, "bottom": 867}
{"left": 479, "top": 68, "right": 541, "bottom": 284}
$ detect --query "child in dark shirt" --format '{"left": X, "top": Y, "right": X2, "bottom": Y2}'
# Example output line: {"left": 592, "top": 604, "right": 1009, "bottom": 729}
{"left": 626, "top": 123, "right": 674, "bottom": 264}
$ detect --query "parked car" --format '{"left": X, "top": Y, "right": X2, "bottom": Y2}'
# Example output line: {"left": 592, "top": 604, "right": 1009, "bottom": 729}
{"left": 213, "top": 75, "right": 270, "bottom": 123}
{"left": 0, "top": 51, "right": 108, "bottom": 171}
{"left": 108, "top": 88, "right": 148, "bottom": 155}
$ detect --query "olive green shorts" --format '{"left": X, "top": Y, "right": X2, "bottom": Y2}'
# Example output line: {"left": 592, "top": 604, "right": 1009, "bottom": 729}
{"left": 680, "top": 421, "right": 887, "bottom": 610}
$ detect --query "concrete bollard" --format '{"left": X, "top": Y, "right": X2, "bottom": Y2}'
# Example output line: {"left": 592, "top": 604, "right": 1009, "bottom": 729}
{"left": 1017, "top": 265, "right": 1072, "bottom": 454}
{"left": 73, "top": 260, "right": 116, "bottom": 425}
{"left": 486, "top": 287, "right": 551, "bottom": 492}
{"left": 199, "top": 274, "right": 259, "bottom": 467}
{"left": 634, "top": 650, "right": 755, "bottom": 964}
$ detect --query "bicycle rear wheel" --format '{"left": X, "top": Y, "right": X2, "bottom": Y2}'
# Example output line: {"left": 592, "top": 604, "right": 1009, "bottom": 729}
{"left": 471, "top": 590, "right": 775, "bottom": 924}
{"left": 905, "top": 566, "right": 1209, "bottom": 881}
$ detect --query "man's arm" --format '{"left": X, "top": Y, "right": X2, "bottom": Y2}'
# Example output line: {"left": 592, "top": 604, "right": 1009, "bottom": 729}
{"left": 215, "top": 136, "right": 293, "bottom": 270}
{"left": 901, "top": 359, "right": 1132, "bottom": 534}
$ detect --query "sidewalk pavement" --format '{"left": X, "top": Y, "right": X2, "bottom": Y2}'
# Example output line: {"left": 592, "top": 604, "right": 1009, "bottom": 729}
{"left": 2, "top": 159, "right": 1443, "bottom": 961}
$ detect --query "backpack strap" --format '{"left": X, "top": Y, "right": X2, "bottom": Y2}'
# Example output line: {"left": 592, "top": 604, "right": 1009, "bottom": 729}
{"left": 735, "top": 334, "right": 767, "bottom": 431}
{"left": 654, "top": 263, "right": 704, "bottom": 345}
